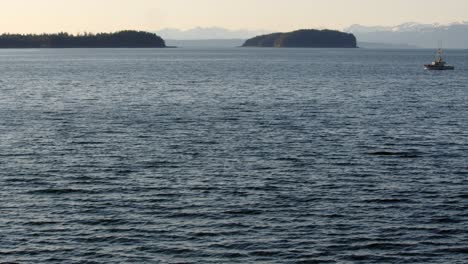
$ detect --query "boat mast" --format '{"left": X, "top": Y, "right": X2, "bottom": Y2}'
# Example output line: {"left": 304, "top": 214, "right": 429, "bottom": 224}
{"left": 437, "top": 40, "right": 444, "bottom": 63}
{"left": 437, "top": 48, "right": 443, "bottom": 63}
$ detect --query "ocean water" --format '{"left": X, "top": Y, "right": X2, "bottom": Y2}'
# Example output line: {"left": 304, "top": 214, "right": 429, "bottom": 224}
{"left": 0, "top": 48, "right": 467, "bottom": 263}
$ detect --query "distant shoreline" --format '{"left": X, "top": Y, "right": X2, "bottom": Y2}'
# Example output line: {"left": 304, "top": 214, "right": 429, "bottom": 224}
{"left": 0, "top": 47, "right": 175, "bottom": 49}
{"left": 0, "top": 30, "right": 167, "bottom": 49}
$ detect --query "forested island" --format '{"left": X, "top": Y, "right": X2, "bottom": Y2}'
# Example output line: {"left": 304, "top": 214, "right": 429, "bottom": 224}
{"left": 0, "top": 30, "right": 166, "bottom": 48}
{"left": 242, "top": 29, "right": 357, "bottom": 48}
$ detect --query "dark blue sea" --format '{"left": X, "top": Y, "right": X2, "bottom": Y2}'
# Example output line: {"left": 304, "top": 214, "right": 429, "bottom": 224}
{"left": 1, "top": 48, "right": 467, "bottom": 263}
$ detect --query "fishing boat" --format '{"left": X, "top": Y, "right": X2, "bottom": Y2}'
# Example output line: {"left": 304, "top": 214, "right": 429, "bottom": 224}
{"left": 424, "top": 48, "right": 454, "bottom": 70}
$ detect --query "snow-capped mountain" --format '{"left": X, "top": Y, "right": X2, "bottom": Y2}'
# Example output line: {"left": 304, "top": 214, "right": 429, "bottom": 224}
{"left": 345, "top": 22, "right": 468, "bottom": 48}
{"left": 390, "top": 22, "right": 439, "bottom": 32}
{"left": 346, "top": 21, "right": 468, "bottom": 33}
{"left": 345, "top": 24, "right": 391, "bottom": 33}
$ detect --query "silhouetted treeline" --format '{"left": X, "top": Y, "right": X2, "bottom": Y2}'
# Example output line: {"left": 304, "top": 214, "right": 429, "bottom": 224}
{"left": 0, "top": 30, "right": 166, "bottom": 48}
{"left": 243, "top": 29, "right": 357, "bottom": 48}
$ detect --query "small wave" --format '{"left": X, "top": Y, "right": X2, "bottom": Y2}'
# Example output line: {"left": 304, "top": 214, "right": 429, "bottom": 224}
{"left": 217, "top": 222, "right": 251, "bottom": 229}
{"left": 71, "top": 141, "right": 106, "bottom": 145}
{"left": 344, "top": 254, "right": 401, "bottom": 262}
{"left": 158, "top": 246, "right": 195, "bottom": 255}
{"left": 275, "top": 157, "right": 302, "bottom": 162}
{"left": 455, "top": 193, "right": 468, "bottom": 199}
{"left": 437, "top": 247, "right": 468, "bottom": 254}
{"left": 358, "top": 242, "right": 415, "bottom": 250}
{"left": 250, "top": 250, "right": 283, "bottom": 257}
{"left": 115, "top": 169, "right": 137, "bottom": 175}
{"left": 296, "top": 260, "right": 336, "bottom": 264}
{"left": 189, "top": 230, "right": 242, "bottom": 238}
{"left": 210, "top": 242, "right": 256, "bottom": 251}
{"left": 74, "top": 236, "right": 137, "bottom": 244}
{"left": 364, "top": 198, "right": 414, "bottom": 204}
{"left": 5, "top": 177, "right": 44, "bottom": 183}
{"left": 139, "top": 160, "right": 181, "bottom": 169}
{"left": 190, "top": 232, "right": 220, "bottom": 238}
{"left": 27, "top": 188, "right": 95, "bottom": 195}
{"left": 77, "top": 218, "right": 127, "bottom": 226}
{"left": 224, "top": 209, "right": 263, "bottom": 216}
{"left": 368, "top": 151, "right": 423, "bottom": 158}
{"left": 430, "top": 216, "right": 461, "bottom": 224}
{"left": 167, "top": 212, "right": 208, "bottom": 218}
{"left": 189, "top": 186, "right": 217, "bottom": 191}
{"left": 345, "top": 254, "right": 375, "bottom": 261}
{"left": 252, "top": 166, "right": 275, "bottom": 171}
{"left": 435, "top": 229, "right": 462, "bottom": 235}
{"left": 27, "top": 221, "right": 60, "bottom": 226}
{"left": 219, "top": 252, "right": 248, "bottom": 258}
{"left": 323, "top": 213, "right": 345, "bottom": 218}
{"left": 0, "top": 153, "right": 36, "bottom": 157}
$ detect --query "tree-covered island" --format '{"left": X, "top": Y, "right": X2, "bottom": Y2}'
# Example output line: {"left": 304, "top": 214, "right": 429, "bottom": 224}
{"left": 0, "top": 30, "right": 166, "bottom": 48}
{"left": 243, "top": 29, "right": 357, "bottom": 48}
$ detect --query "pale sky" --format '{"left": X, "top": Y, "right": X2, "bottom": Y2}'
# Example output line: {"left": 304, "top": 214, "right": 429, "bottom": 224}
{"left": 1, "top": 0, "right": 467, "bottom": 33}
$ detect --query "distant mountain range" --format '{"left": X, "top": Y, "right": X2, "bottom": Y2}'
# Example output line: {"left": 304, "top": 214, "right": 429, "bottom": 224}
{"left": 165, "top": 39, "right": 245, "bottom": 48}
{"left": 345, "top": 22, "right": 468, "bottom": 48}
{"left": 155, "top": 27, "right": 270, "bottom": 40}
{"left": 358, "top": 42, "right": 420, "bottom": 49}
{"left": 157, "top": 22, "right": 468, "bottom": 49}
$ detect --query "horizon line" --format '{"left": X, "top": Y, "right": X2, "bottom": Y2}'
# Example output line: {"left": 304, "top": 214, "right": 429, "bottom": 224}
{"left": 2, "top": 20, "right": 468, "bottom": 35}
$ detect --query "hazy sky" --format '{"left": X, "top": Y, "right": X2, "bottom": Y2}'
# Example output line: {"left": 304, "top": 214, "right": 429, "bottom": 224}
{"left": 1, "top": 0, "right": 467, "bottom": 33}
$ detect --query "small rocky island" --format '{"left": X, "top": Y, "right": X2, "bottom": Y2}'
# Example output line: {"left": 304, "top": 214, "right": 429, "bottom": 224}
{"left": 242, "top": 29, "right": 357, "bottom": 48}
{"left": 0, "top": 30, "right": 166, "bottom": 48}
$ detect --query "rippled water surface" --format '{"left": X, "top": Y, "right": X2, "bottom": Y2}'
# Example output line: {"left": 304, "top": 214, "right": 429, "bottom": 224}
{"left": 1, "top": 48, "right": 467, "bottom": 263}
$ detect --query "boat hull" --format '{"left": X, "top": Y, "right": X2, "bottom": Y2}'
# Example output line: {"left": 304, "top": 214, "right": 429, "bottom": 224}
{"left": 424, "top": 65, "right": 455, "bottom": 70}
